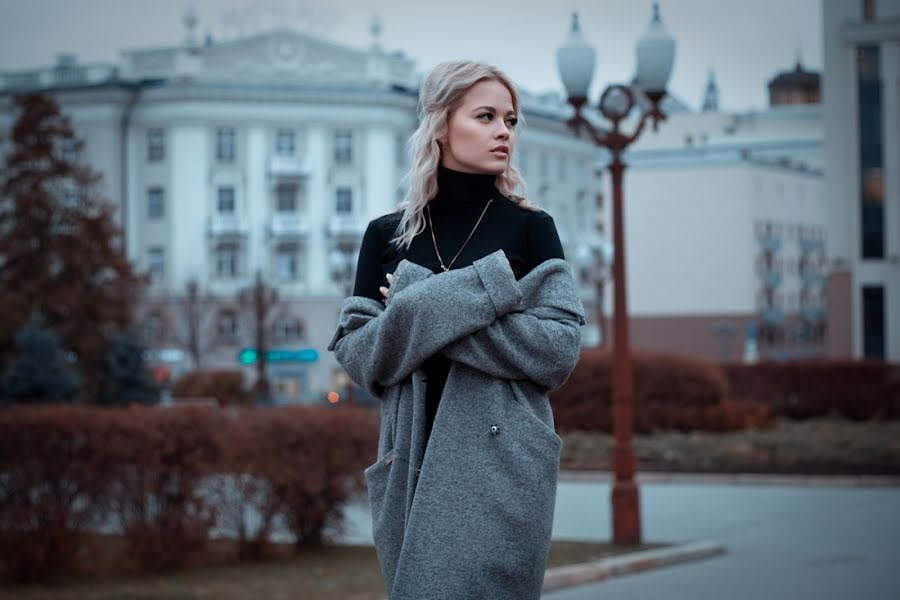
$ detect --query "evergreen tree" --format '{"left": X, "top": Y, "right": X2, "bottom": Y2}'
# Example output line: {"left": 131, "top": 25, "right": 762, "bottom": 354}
{"left": 0, "top": 92, "right": 144, "bottom": 402}
{"left": 100, "top": 329, "right": 160, "bottom": 406}
{"left": 2, "top": 313, "right": 80, "bottom": 404}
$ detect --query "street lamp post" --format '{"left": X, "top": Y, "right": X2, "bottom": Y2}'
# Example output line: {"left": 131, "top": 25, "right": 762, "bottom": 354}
{"left": 556, "top": 2, "right": 675, "bottom": 545}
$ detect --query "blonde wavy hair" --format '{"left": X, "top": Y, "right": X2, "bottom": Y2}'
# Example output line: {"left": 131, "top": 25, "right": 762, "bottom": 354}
{"left": 389, "top": 60, "right": 539, "bottom": 252}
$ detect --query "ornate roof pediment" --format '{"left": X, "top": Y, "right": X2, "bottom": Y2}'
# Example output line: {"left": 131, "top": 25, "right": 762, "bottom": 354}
{"left": 122, "top": 28, "right": 412, "bottom": 85}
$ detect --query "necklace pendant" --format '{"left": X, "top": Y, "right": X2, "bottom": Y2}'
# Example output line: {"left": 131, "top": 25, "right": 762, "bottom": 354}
{"left": 441, "top": 265, "right": 449, "bottom": 272}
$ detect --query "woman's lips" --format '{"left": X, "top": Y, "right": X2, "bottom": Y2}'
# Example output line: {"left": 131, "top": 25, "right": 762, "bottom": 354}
{"left": 490, "top": 150, "right": 509, "bottom": 158}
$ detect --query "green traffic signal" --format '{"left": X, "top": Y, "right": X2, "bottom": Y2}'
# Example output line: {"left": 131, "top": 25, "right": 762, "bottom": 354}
{"left": 237, "top": 348, "right": 257, "bottom": 365}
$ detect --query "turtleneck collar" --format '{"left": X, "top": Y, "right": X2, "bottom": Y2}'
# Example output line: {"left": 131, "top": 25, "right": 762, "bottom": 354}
{"left": 429, "top": 165, "right": 498, "bottom": 208}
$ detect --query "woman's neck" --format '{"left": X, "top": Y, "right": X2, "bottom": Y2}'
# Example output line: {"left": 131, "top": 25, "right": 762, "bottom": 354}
{"left": 430, "top": 165, "right": 497, "bottom": 208}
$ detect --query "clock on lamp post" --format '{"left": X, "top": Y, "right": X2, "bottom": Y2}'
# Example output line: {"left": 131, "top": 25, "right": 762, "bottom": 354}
{"left": 556, "top": 1, "right": 676, "bottom": 545}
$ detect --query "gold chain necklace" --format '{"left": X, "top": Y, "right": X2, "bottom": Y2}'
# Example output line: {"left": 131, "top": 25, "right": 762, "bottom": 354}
{"left": 426, "top": 198, "right": 494, "bottom": 272}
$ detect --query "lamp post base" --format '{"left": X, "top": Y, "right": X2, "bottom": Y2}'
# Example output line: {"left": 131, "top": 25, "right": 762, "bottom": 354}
{"left": 611, "top": 479, "right": 642, "bottom": 545}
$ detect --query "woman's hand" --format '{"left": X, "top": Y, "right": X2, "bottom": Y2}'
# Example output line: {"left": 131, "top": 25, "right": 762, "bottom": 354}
{"left": 379, "top": 272, "right": 394, "bottom": 304}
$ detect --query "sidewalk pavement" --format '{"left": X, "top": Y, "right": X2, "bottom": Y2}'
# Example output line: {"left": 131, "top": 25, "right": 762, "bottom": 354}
{"left": 558, "top": 469, "right": 900, "bottom": 487}
{"left": 340, "top": 470, "right": 900, "bottom": 598}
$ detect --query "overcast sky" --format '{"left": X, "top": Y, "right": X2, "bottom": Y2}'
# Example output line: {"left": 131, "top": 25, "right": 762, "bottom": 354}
{"left": 0, "top": 0, "right": 823, "bottom": 112}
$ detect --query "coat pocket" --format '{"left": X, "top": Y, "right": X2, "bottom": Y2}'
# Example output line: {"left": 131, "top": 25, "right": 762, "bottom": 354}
{"left": 507, "top": 387, "right": 563, "bottom": 452}
{"left": 363, "top": 448, "right": 405, "bottom": 592}
{"left": 364, "top": 448, "right": 397, "bottom": 519}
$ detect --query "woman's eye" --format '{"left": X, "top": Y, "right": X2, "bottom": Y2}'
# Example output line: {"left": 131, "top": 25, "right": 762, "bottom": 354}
{"left": 506, "top": 117, "right": 518, "bottom": 128}
{"left": 478, "top": 113, "right": 493, "bottom": 121}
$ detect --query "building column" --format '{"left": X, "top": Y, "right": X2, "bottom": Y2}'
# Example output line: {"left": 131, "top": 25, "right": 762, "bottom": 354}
{"left": 307, "top": 125, "right": 328, "bottom": 289}
{"left": 245, "top": 126, "right": 267, "bottom": 278}
{"left": 170, "top": 125, "right": 208, "bottom": 292}
{"left": 364, "top": 125, "right": 395, "bottom": 221}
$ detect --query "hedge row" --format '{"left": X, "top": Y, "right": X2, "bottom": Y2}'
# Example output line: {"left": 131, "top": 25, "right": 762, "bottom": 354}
{"left": 550, "top": 350, "right": 900, "bottom": 434}
{"left": 0, "top": 404, "right": 377, "bottom": 582}
{"left": 170, "top": 370, "right": 252, "bottom": 407}
{"left": 550, "top": 349, "right": 773, "bottom": 434}
{"left": 724, "top": 360, "right": 900, "bottom": 420}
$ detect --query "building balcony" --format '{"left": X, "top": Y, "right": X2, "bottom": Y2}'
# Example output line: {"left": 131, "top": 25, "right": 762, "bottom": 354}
{"left": 799, "top": 238, "right": 824, "bottom": 253}
{"left": 207, "top": 215, "right": 249, "bottom": 238}
{"left": 761, "top": 307, "right": 784, "bottom": 324}
{"left": 801, "top": 307, "right": 824, "bottom": 324}
{"left": 326, "top": 214, "right": 364, "bottom": 241}
{"left": 800, "top": 270, "right": 824, "bottom": 286}
{"left": 267, "top": 155, "right": 311, "bottom": 179}
{"left": 269, "top": 214, "right": 310, "bottom": 240}
{"left": 761, "top": 270, "right": 782, "bottom": 289}
{"left": 757, "top": 236, "right": 782, "bottom": 252}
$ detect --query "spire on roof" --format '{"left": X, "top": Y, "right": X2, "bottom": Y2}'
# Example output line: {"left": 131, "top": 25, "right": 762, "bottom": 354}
{"left": 184, "top": 5, "right": 199, "bottom": 50}
{"left": 702, "top": 67, "right": 719, "bottom": 113}
{"left": 369, "top": 13, "right": 383, "bottom": 50}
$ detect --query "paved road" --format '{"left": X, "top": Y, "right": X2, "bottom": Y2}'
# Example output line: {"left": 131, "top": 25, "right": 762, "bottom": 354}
{"left": 342, "top": 479, "right": 900, "bottom": 600}
{"left": 545, "top": 480, "right": 900, "bottom": 600}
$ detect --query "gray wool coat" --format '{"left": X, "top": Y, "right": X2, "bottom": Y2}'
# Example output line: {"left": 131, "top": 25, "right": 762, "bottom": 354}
{"left": 327, "top": 249, "right": 586, "bottom": 600}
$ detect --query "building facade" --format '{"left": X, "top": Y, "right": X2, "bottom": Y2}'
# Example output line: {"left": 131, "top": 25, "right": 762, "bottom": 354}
{"left": 823, "top": 0, "right": 900, "bottom": 361}
{"left": 0, "top": 25, "right": 603, "bottom": 403}
{"left": 608, "top": 72, "right": 827, "bottom": 362}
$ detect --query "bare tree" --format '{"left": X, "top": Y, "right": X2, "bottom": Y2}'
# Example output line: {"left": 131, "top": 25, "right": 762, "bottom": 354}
{"left": 173, "top": 279, "right": 216, "bottom": 370}
{"left": 238, "top": 269, "right": 280, "bottom": 405}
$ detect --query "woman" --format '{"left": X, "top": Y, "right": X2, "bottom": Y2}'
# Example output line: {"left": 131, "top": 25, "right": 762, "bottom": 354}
{"left": 328, "top": 61, "right": 585, "bottom": 599}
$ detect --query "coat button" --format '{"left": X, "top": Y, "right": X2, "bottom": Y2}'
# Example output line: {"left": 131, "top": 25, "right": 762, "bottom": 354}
{"left": 490, "top": 424, "right": 500, "bottom": 435}
{"left": 416, "top": 466, "right": 421, "bottom": 474}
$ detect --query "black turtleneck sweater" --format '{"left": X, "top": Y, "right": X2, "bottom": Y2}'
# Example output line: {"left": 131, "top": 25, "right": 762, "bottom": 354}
{"left": 352, "top": 165, "right": 565, "bottom": 444}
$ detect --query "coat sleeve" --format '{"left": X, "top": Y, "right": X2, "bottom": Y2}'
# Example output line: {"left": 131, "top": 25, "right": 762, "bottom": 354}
{"left": 438, "top": 305, "right": 583, "bottom": 391}
{"left": 326, "top": 250, "right": 523, "bottom": 398}
{"left": 437, "top": 258, "right": 586, "bottom": 391}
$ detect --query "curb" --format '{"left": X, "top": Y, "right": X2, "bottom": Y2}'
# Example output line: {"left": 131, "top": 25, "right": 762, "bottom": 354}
{"left": 558, "top": 470, "right": 900, "bottom": 487}
{"left": 542, "top": 539, "right": 726, "bottom": 593}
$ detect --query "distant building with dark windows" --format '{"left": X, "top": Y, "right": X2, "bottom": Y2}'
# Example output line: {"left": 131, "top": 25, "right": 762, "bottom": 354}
{"left": 823, "top": 0, "right": 899, "bottom": 361}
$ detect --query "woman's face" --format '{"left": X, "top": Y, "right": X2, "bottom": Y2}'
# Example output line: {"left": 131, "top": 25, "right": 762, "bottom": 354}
{"left": 440, "top": 78, "right": 518, "bottom": 175}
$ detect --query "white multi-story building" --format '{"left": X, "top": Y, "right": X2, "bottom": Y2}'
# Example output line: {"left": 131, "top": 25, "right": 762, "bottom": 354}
{"left": 0, "top": 21, "right": 603, "bottom": 404}
{"left": 604, "top": 63, "right": 827, "bottom": 362}
{"left": 823, "top": 0, "right": 900, "bottom": 361}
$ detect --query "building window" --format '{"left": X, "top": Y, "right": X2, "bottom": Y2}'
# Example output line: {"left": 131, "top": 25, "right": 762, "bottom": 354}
{"left": 276, "top": 245, "right": 299, "bottom": 281}
{"left": 518, "top": 148, "right": 529, "bottom": 176}
{"left": 147, "top": 187, "right": 165, "bottom": 219}
{"left": 147, "top": 246, "right": 165, "bottom": 280}
{"left": 862, "top": 286, "right": 885, "bottom": 359}
{"left": 863, "top": 0, "right": 876, "bottom": 20}
{"left": 142, "top": 311, "right": 165, "bottom": 345}
{"left": 557, "top": 155, "right": 566, "bottom": 181}
{"left": 335, "top": 187, "right": 353, "bottom": 214}
{"left": 334, "top": 130, "right": 352, "bottom": 165}
{"left": 539, "top": 152, "right": 549, "bottom": 179}
{"left": 215, "top": 243, "right": 239, "bottom": 278}
{"left": 274, "top": 317, "right": 305, "bottom": 342}
{"left": 217, "top": 186, "right": 235, "bottom": 214}
{"left": 60, "top": 138, "right": 79, "bottom": 163}
{"left": 857, "top": 45, "right": 884, "bottom": 259}
{"left": 276, "top": 183, "right": 298, "bottom": 212}
{"left": 217, "top": 310, "right": 238, "bottom": 340}
{"left": 216, "top": 127, "right": 236, "bottom": 163}
{"left": 62, "top": 187, "right": 80, "bottom": 209}
{"left": 276, "top": 128, "right": 295, "bottom": 157}
{"left": 147, "top": 128, "right": 165, "bottom": 162}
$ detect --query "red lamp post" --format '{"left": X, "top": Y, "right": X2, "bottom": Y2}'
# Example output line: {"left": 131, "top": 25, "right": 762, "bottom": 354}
{"left": 556, "top": 3, "right": 676, "bottom": 545}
